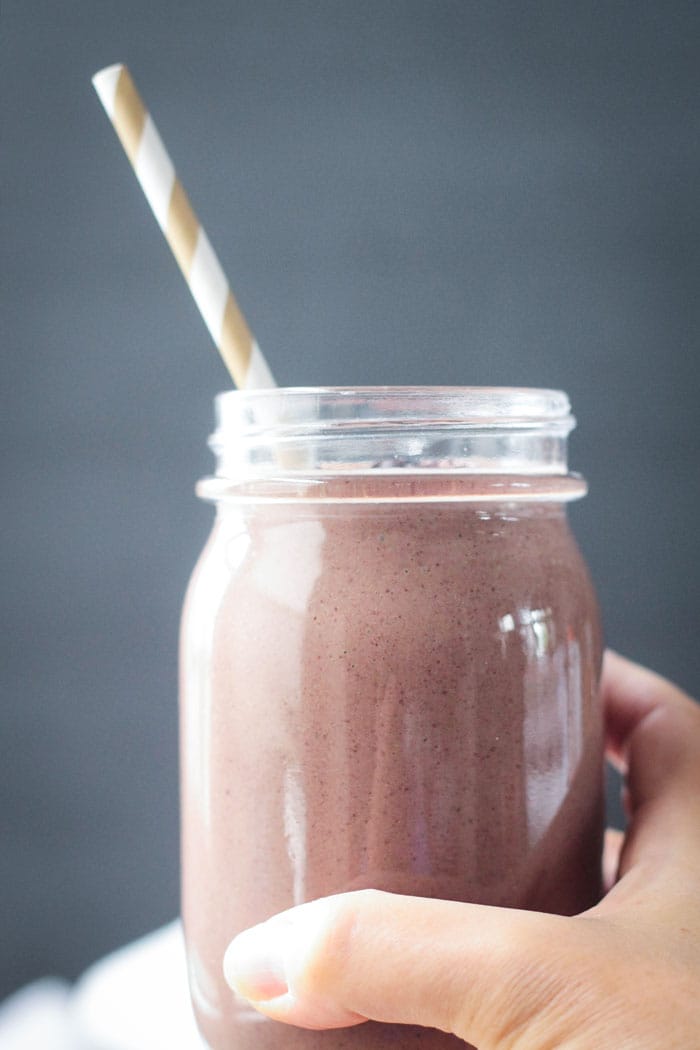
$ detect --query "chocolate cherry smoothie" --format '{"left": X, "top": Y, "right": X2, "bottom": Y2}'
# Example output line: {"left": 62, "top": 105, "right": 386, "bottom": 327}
{"left": 180, "top": 389, "right": 604, "bottom": 1050}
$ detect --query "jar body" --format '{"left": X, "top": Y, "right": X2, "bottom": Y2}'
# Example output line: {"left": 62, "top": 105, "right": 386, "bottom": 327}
{"left": 180, "top": 478, "right": 603, "bottom": 1049}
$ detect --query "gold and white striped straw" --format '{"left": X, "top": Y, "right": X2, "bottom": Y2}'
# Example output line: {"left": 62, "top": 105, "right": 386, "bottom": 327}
{"left": 92, "top": 63, "right": 275, "bottom": 390}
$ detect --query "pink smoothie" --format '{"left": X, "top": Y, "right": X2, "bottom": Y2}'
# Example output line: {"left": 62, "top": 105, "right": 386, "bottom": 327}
{"left": 180, "top": 476, "right": 603, "bottom": 1049}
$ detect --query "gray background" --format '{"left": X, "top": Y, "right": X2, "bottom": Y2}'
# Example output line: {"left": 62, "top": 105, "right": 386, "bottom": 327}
{"left": 2, "top": 0, "right": 699, "bottom": 1000}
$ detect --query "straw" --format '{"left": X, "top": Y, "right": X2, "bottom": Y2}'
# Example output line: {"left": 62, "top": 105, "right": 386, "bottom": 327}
{"left": 92, "top": 63, "right": 275, "bottom": 390}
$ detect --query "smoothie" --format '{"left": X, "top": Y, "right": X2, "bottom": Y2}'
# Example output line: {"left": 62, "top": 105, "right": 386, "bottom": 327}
{"left": 180, "top": 474, "right": 603, "bottom": 1050}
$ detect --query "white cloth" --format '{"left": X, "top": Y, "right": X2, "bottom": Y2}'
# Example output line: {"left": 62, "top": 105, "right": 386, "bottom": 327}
{"left": 0, "top": 921, "right": 205, "bottom": 1049}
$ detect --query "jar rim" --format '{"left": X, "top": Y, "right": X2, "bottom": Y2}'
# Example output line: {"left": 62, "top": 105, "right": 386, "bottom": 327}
{"left": 214, "top": 386, "right": 574, "bottom": 427}
{"left": 205, "top": 386, "right": 583, "bottom": 497}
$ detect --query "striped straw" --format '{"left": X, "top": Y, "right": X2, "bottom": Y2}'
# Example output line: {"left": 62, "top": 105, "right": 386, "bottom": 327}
{"left": 92, "top": 63, "right": 275, "bottom": 390}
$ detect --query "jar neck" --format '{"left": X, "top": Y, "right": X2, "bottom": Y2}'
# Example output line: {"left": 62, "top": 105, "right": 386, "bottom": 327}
{"left": 200, "top": 387, "right": 587, "bottom": 503}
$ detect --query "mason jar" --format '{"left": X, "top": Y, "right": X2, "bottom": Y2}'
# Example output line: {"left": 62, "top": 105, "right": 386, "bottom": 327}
{"left": 180, "top": 387, "right": 604, "bottom": 1050}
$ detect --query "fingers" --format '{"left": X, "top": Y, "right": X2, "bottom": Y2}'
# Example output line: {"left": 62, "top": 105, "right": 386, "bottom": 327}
{"left": 224, "top": 889, "right": 576, "bottom": 1043}
{"left": 222, "top": 653, "right": 700, "bottom": 1040}
{"left": 603, "top": 651, "right": 696, "bottom": 765}
{"left": 601, "top": 651, "right": 700, "bottom": 875}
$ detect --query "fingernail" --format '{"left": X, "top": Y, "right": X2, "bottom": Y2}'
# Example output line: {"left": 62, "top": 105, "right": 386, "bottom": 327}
{"left": 223, "top": 915, "right": 294, "bottom": 1003}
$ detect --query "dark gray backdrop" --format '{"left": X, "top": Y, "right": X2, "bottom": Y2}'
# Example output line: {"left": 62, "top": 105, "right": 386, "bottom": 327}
{"left": 2, "top": 0, "right": 699, "bottom": 1000}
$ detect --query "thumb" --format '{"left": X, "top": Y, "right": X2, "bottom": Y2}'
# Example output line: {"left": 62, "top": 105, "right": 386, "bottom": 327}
{"left": 223, "top": 888, "right": 575, "bottom": 1044}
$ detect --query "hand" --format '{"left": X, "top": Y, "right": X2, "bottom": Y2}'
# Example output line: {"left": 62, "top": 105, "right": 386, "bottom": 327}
{"left": 223, "top": 652, "right": 700, "bottom": 1049}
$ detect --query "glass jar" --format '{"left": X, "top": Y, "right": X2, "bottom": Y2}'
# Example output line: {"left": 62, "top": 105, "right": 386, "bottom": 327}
{"left": 180, "top": 388, "right": 603, "bottom": 1050}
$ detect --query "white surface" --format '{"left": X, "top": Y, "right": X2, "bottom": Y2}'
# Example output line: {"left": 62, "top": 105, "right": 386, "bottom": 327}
{"left": 0, "top": 921, "right": 204, "bottom": 1050}
{"left": 189, "top": 228, "right": 229, "bottom": 343}
{"left": 0, "top": 979, "right": 74, "bottom": 1050}
{"left": 135, "top": 117, "right": 176, "bottom": 232}
{"left": 246, "top": 341, "right": 277, "bottom": 389}
{"left": 91, "top": 64, "right": 122, "bottom": 118}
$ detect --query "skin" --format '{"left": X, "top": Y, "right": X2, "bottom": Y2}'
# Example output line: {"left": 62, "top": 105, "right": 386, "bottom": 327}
{"left": 224, "top": 651, "right": 700, "bottom": 1049}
